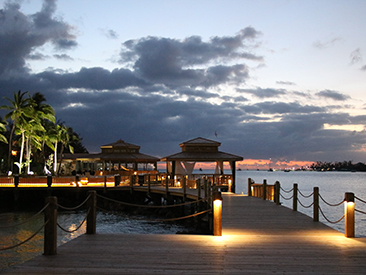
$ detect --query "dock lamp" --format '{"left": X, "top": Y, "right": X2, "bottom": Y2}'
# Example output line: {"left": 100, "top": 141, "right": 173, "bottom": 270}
{"left": 213, "top": 191, "right": 223, "bottom": 236}
{"left": 344, "top": 192, "right": 355, "bottom": 238}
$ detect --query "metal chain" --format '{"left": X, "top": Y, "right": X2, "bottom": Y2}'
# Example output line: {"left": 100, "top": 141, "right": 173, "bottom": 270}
{"left": 318, "top": 206, "right": 345, "bottom": 224}
{"left": 298, "top": 189, "right": 314, "bottom": 198}
{"left": 97, "top": 194, "right": 206, "bottom": 209}
{"left": 297, "top": 198, "right": 314, "bottom": 209}
{"left": 0, "top": 203, "right": 50, "bottom": 229}
{"left": 319, "top": 194, "right": 344, "bottom": 207}
{"left": 0, "top": 220, "right": 48, "bottom": 251}
{"left": 355, "top": 196, "right": 366, "bottom": 204}
{"left": 57, "top": 208, "right": 90, "bottom": 233}
{"left": 57, "top": 194, "right": 91, "bottom": 211}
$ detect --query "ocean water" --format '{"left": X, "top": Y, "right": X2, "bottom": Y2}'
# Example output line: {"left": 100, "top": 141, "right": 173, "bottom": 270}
{"left": 1, "top": 170, "right": 365, "bottom": 271}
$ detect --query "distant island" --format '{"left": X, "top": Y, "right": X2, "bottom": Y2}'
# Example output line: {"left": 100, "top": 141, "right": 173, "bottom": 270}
{"left": 310, "top": 161, "right": 366, "bottom": 172}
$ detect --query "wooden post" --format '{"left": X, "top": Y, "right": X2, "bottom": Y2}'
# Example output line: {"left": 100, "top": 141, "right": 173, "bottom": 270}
{"left": 14, "top": 175, "right": 19, "bottom": 187}
{"left": 293, "top": 183, "right": 298, "bottom": 211}
{"left": 47, "top": 175, "right": 52, "bottom": 188}
{"left": 213, "top": 191, "right": 223, "bottom": 236}
{"left": 148, "top": 174, "right": 151, "bottom": 195}
{"left": 165, "top": 176, "right": 169, "bottom": 198}
{"left": 87, "top": 191, "right": 97, "bottom": 234}
{"left": 274, "top": 181, "right": 280, "bottom": 205}
{"left": 204, "top": 177, "right": 208, "bottom": 199}
{"left": 44, "top": 196, "right": 57, "bottom": 255}
{"left": 197, "top": 179, "right": 201, "bottom": 199}
{"left": 114, "top": 175, "right": 120, "bottom": 187}
{"left": 313, "top": 187, "right": 319, "bottom": 222}
{"left": 344, "top": 192, "right": 355, "bottom": 238}
{"left": 248, "top": 178, "right": 252, "bottom": 196}
{"left": 263, "top": 179, "right": 267, "bottom": 200}
{"left": 182, "top": 176, "right": 187, "bottom": 202}
{"left": 103, "top": 176, "right": 107, "bottom": 194}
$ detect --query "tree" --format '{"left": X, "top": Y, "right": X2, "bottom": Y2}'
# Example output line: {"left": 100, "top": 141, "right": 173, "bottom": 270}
{"left": 0, "top": 120, "right": 7, "bottom": 144}
{"left": 1, "top": 91, "right": 33, "bottom": 173}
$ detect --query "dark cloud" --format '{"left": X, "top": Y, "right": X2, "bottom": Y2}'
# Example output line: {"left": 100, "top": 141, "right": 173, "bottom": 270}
{"left": 316, "top": 90, "right": 351, "bottom": 101}
{"left": 53, "top": 54, "right": 74, "bottom": 61}
{"left": 238, "top": 88, "right": 286, "bottom": 98}
{"left": 0, "top": 0, "right": 76, "bottom": 78}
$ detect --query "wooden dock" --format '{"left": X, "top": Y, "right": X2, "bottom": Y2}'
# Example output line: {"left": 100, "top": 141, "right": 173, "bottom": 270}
{"left": 4, "top": 193, "right": 366, "bottom": 274}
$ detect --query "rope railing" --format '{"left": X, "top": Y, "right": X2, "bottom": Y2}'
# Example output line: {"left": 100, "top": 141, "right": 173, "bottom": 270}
{"left": 97, "top": 194, "right": 207, "bottom": 209}
{"left": 298, "top": 189, "right": 314, "bottom": 198}
{"left": 57, "top": 194, "right": 92, "bottom": 211}
{"left": 297, "top": 198, "right": 314, "bottom": 209}
{"left": 57, "top": 208, "right": 90, "bottom": 233}
{"left": 355, "top": 209, "right": 366, "bottom": 215}
{"left": 0, "top": 220, "right": 48, "bottom": 251}
{"left": 280, "top": 193, "right": 293, "bottom": 200}
{"left": 0, "top": 203, "right": 49, "bottom": 229}
{"left": 280, "top": 186, "right": 294, "bottom": 193}
{"left": 355, "top": 196, "right": 366, "bottom": 204}
{"left": 319, "top": 206, "right": 345, "bottom": 224}
{"left": 319, "top": 194, "right": 344, "bottom": 207}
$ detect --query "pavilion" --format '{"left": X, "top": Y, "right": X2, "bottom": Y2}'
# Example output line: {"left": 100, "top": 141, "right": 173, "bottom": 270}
{"left": 160, "top": 137, "right": 243, "bottom": 193}
{"left": 58, "top": 139, "right": 159, "bottom": 176}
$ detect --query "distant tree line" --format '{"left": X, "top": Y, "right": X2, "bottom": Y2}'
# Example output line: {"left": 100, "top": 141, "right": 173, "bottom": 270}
{"left": 0, "top": 91, "right": 87, "bottom": 175}
{"left": 310, "top": 161, "right": 366, "bottom": 172}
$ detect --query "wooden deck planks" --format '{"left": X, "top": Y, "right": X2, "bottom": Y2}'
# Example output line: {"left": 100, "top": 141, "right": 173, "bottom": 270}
{"left": 4, "top": 193, "right": 366, "bottom": 274}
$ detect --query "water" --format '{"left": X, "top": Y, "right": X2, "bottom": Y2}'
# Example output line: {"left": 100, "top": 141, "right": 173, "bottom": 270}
{"left": 1, "top": 170, "right": 365, "bottom": 271}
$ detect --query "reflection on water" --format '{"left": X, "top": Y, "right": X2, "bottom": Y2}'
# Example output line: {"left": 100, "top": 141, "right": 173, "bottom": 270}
{"left": 0, "top": 210, "right": 187, "bottom": 272}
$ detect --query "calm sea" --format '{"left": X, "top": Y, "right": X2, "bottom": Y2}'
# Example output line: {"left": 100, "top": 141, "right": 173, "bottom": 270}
{"left": 1, "top": 170, "right": 365, "bottom": 271}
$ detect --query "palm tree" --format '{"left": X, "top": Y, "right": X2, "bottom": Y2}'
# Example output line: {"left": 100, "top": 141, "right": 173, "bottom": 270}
{"left": 53, "top": 124, "right": 75, "bottom": 175}
{"left": 1, "top": 91, "right": 32, "bottom": 173}
{"left": 0, "top": 120, "right": 8, "bottom": 144}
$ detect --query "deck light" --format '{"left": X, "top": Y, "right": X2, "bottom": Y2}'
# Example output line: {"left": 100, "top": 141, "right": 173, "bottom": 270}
{"left": 213, "top": 191, "right": 223, "bottom": 236}
{"left": 344, "top": 192, "right": 355, "bottom": 238}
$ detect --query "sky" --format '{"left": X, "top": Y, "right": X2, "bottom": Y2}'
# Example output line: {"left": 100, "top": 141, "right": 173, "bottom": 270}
{"left": 0, "top": 0, "right": 366, "bottom": 169}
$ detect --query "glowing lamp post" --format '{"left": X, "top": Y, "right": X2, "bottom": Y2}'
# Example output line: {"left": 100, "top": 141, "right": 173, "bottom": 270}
{"left": 213, "top": 191, "right": 223, "bottom": 236}
{"left": 344, "top": 192, "right": 355, "bottom": 238}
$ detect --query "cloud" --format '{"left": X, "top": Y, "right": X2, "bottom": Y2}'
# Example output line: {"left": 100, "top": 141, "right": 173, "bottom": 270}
{"left": 315, "top": 90, "right": 351, "bottom": 101}
{"left": 361, "top": 65, "right": 366, "bottom": 71}
{"left": 238, "top": 88, "right": 286, "bottom": 98}
{"left": 53, "top": 54, "right": 74, "bottom": 61}
{"left": 350, "top": 48, "right": 362, "bottom": 65}
{"left": 276, "top": 81, "right": 296, "bottom": 86}
{"left": 102, "top": 29, "right": 119, "bottom": 39}
{"left": 0, "top": 0, "right": 77, "bottom": 77}
{"left": 313, "top": 37, "right": 341, "bottom": 49}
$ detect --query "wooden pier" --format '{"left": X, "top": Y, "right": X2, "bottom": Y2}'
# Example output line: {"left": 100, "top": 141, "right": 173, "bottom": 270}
{"left": 4, "top": 193, "right": 366, "bottom": 274}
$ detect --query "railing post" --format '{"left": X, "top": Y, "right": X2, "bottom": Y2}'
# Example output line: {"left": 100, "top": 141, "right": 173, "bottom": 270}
{"left": 165, "top": 176, "right": 169, "bottom": 197}
{"left": 274, "top": 181, "right": 280, "bottom": 205}
{"left": 293, "top": 183, "right": 298, "bottom": 211}
{"left": 248, "top": 178, "right": 252, "bottom": 196}
{"left": 197, "top": 178, "right": 201, "bottom": 198}
{"left": 103, "top": 176, "right": 107, "bottom": 194}
{"left": 44, "top": 196, "right": 57, "bottom": 255}
{"left": 344, "top": 192, "right": 355, "bottom": 238}
{"left": 213, "top": 191, "right": 223, "bottom": 236}
{"left": 148, "top": 174, "right": 151, "bottom": 195}
{"left": 182, "top": 176, "right": 187, "bottom": 202}
{"left": 47, "top": 175, "right": 52, "bottom": 187}
{"left": 313, "top": 187, "right": 319, "bottom": 222}
{"left": 114, "top": 175, "right": 120, "bottom": 187}
{"left": 263, "top": 179, "right": 267, "bottom": 200}
{"left": 14, "top": 175, "right": 19, "bottom": 187}
{"left": 87, "top": 191, "right": 97, "bottom": 234}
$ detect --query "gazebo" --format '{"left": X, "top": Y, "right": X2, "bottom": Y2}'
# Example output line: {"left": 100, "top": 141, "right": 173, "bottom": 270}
{"left": 58, "top": 139, "right": 159, "bottom": 176}
{"left": 160, "top": 137, "right": 243, "bottom": 193}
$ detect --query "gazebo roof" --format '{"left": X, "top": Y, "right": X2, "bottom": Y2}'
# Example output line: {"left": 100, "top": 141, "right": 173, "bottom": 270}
{"left": 161, "top": 137, "right": 243, "bottom": 162}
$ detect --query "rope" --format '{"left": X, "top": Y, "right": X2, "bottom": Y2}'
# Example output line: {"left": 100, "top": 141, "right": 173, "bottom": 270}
{"left": 0, "top": 220, "right": 48, "bottom": 251}
{"left": 57, "top": 194, "right": 91, "bottom": 211}
{"left": 280, "top": 187, "right": 293, "bottom": 193}
{"left": 97, "top": 194, "right": 206, "bottom": 209}
{"left": 318, "top": 206, "right": 345, "bottom": 224}
{"left": 96, "top": 205, "right": 211, "bottom": 222}
{"left": 355, "top": 196, "right": 366, "bottom": 204}
{"left": 355, "top": 209, "right": 366, "bottom": 215}
{"left": 0, "top": 203, "right": 50, "bottom": 229}
{"left": 57, "top": 209, "right": 90, "bottom": 233}
{"left": 297, "top": 198, "right": 314, "bottom": 208}
{"left": 298, "top": 189, "right": 314, "bottom": 198}
{"left": 280, "top": 193, "right": 293, "bottom": 200}
{"left": 319, "top": 194, "right": 344, "bottom": 207}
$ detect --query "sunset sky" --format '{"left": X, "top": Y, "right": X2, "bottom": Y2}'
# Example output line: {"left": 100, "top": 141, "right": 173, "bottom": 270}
{"left": 0, "top": 0, "right": 365, "bottom": 169}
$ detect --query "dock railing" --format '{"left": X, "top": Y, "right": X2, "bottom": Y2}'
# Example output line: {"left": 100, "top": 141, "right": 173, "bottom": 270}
{"left": 247, "top": 177, "right": 366, "bottom": 238}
